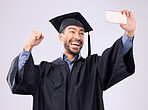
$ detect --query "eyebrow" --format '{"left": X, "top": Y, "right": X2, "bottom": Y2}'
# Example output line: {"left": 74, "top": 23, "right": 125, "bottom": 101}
{"left": 68, "top": 27, "right": 85, "bottom": 32}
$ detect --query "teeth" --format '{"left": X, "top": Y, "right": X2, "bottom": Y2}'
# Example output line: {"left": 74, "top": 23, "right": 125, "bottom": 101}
{"left": 71, "top": 42, "right": 79, "bottom": 46}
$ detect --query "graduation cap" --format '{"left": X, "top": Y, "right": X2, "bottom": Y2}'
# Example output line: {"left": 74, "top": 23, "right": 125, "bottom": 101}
{"left": 49, "top": 12, "right": 93, "bottom": 56}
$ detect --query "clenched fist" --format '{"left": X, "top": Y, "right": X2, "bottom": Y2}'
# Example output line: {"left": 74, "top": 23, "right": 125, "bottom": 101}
{"left": 24, "top": 31, "right": 44, "bottom": 51}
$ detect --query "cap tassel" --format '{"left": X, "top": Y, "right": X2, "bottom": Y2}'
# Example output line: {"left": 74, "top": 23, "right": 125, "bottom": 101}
{"left": 88, "top": 32, "right": 91, "bottom": 56}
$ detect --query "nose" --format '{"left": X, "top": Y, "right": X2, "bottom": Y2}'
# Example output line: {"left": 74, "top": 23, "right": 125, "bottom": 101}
{"left": 74, "top": 33, "right": 81, "bottom": 39}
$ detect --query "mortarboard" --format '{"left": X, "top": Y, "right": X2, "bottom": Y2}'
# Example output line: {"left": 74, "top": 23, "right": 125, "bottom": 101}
{"left": 49, "top": 12, "right": 93, "bottom": 56}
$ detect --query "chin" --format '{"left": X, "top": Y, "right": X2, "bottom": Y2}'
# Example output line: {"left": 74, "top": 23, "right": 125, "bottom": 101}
{"left": 64, "top": 43, "right": 82, "bottom": 55}
{"left": 69, "top": 49, "right": 80, "bottom": 55}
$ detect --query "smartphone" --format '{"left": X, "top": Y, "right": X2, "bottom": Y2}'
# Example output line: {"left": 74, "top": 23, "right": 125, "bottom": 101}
{"left": 106, "top": 10, "right": 127, "bottom": 24}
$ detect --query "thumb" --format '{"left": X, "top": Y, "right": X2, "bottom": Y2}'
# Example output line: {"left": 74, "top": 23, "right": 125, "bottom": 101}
{"left": 120, "top": 23, "right": 126, "bottom": 30}
{"left": 120, "top": 23, "right": 123, "bottom": 27}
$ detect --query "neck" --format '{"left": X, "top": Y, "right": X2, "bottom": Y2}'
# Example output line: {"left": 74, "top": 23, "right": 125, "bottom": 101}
{"left": 63, "top": 49, "right": 77, "bottom": 62}
{"left": 64, "top": 52, "right": 75, "bottom": 62}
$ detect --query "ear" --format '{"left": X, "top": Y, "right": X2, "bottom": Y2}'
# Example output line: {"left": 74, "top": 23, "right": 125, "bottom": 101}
{"left": 58, "top": 33, "right": 63, "bottom": 42}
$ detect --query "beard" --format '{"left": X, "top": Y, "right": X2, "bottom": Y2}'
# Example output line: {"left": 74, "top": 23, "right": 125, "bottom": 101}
{"left": 64, "top": 38, "right": 83, "bottom": 56}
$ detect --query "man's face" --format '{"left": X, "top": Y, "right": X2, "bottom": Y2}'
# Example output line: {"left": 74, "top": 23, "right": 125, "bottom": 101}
{"left": 60, "top": 25, "right": 84, "bottom": 55}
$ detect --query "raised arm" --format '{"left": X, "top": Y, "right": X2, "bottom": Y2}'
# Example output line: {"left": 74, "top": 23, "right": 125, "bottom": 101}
{"left": 24, "top": 31, "right": 44, "bottom": 51}
{"left": 18, "top": 31, "right": 44, "bottom": 71}
{"left": 7, "top": 31, "right": 45, "bottom": 95}
{"left": 120, "top": 10, "right": 136, "bottom": 56}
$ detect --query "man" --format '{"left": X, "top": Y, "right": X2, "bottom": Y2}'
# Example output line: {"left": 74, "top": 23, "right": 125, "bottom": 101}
{"left": 7, "top": 10, "right": 136, "bottom": 110}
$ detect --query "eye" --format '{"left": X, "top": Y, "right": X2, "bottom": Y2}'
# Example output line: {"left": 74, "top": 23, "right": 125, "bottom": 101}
{"left": 70, "top": 31, "right": 75, "bottom": 33}
{"left": 80, "top": 32, "right": 84, "bottom": 35}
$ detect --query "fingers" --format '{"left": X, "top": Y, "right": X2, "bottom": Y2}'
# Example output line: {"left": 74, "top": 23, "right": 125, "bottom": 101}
{"left": 32, "top": 31, "right": 43, "bottom": 39}
{"left": 129, "top": 11, "right": 133, "bottom": 17}
{"left": 40, "top": 35, "right": 44, "bottom": 41}
{"left": 30, "top": 31, "right": 44, "bottom": 45}
{"left": 120, "top": 10, "right": 133, "bottom": 17}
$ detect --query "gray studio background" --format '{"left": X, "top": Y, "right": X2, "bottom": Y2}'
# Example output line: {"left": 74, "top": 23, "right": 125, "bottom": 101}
{"left": 1, "top": 0, "right": 147, "bottom": 110}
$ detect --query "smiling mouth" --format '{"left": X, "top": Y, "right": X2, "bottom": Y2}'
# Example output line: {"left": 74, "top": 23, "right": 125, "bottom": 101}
{"left": 71, "top": 42, "right": 80, "bottom": 46}
{"left": 70, "top": 41, "right": 82, "bottom": 49}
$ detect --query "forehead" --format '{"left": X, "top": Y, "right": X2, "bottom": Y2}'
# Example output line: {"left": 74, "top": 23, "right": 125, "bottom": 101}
{"left": 65, "top": 25, "right": 84, "bottom": 31}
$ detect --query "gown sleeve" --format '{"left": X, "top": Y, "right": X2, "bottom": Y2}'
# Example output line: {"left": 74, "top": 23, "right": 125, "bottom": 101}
{"left": 7, "top": 54, "right": 46, "bottom": 95}
{"left": 96, "top": 37, "right": 135, "bottom": 91}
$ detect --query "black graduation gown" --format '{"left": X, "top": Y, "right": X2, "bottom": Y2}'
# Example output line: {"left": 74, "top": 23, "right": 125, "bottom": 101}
{"left": 7, "top": 38, "right": 135, "bottom": 110}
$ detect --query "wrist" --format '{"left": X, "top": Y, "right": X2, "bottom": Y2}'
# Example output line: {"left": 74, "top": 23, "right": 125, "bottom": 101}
{"left": 24, "top": 43, "right": 34, "bottom": 51}
{"left": 126, "top": 31, "right": 135, "bottom": 37}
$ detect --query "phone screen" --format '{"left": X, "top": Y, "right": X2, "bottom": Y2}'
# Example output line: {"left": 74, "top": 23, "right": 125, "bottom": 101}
{"left": 106, "top": 10, "right": 127, "bottom": 24}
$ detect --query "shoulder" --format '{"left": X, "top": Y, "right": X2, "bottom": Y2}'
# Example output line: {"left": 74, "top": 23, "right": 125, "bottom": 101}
{"left": 86, "top": 54, "right": 101, "bottom": 61}
{"left": 82, "top": 54, "right": 101, "bottom": 66}
{"left": 39, "top": 57, "right": 65, "bottom": 67}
